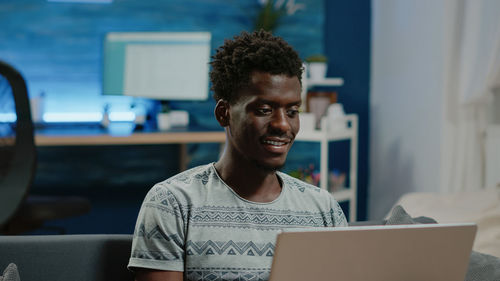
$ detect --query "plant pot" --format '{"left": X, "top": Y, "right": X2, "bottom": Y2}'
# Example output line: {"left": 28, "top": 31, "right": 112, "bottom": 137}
{"left": 308, "top": 62, "right": 327, "bottom": 82}
{"left": 156, "top": 113, "right": 171, "bottom": 131}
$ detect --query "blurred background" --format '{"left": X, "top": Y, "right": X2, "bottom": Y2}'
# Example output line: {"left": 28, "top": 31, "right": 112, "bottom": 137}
{"left": 1, "top": 0, "right": 499, "bottom": 234}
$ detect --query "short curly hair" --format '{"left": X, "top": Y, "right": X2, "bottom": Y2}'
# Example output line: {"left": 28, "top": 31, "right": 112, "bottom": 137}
{"left": 210, "top": 30, "right": 303, "bottom": 103}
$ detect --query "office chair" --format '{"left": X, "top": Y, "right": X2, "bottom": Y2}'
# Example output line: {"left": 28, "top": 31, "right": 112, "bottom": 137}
{"left": 0, "top": 60, "right": 91, "bottom": 234}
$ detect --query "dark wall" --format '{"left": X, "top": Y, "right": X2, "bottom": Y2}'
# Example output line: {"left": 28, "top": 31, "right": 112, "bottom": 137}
{"left": 325, "top": 0, "right": 371, "bottom": 220}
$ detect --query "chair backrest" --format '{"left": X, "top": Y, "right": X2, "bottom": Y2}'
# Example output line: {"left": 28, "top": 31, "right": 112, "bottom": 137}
{"left": 0, "top": 61, "right": 36, "bottom": 228}
{"left": 0, "top": 234, "right": 134, "bottom": 281}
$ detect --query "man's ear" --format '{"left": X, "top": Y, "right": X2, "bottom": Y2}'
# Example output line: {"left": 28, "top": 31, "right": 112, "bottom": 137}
{"left": 214, "top": 99, "right": 230, "bottom": 127}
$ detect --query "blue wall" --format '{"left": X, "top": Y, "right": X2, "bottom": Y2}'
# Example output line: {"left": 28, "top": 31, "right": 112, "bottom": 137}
{"left": 0, "top": 0, "right": 324, "bottom": 116}
{"left": 325, "top": 0, "right": 371, "bottom": 220}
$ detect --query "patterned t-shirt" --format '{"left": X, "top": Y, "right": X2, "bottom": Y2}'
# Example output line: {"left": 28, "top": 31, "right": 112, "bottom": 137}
{"left": 128, "top": 163, "right": 347, "bottom": 281}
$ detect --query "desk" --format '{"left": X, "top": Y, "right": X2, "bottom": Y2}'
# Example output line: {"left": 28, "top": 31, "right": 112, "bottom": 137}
{"left": 35, "top": 126, "right": 226, "bottom": 171}
{"left": 35, "top": 131, "right": 226, "bottom": 146}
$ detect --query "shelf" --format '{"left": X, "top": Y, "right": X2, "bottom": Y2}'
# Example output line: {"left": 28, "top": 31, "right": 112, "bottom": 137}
{"left": 299, "top": 76, "right": 344, "bottom": 112}
{"left": 296, "top": 74, "right": 356, "bottom": 221}
{"left": 292, "top": 112, "right": 358, "bottom": 222}
{"left": 332, "top": 188, "right": 353, "bottom": 202}
{"left": 306, "top": 77, "right": 344, "bottom": 87}
{"left": 296, "top": 128, "right": 354, "bottom": 141}
{"left": 295, "top": 114, "right": 357, "bottom": 141}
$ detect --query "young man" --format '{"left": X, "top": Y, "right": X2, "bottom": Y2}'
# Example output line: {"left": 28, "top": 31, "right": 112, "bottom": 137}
{"left": 128, "top": 30, "right": 347, "bottom": 281}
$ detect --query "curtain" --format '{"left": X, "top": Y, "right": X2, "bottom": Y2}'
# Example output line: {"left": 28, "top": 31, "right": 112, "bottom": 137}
{"left": 441, "top": 0, "right": 500, "bottom": 192}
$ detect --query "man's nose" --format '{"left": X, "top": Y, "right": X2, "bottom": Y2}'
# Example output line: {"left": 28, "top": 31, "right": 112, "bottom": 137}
{"left": 269, "top": 109, "right": 291, "bottom": 133}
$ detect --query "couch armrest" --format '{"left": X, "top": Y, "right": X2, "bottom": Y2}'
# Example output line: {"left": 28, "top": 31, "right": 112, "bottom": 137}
{"left": 0, "top": 234, "right": 133, "bottom": 281}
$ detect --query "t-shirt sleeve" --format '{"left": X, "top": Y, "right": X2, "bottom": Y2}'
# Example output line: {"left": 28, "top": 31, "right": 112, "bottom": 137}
{"left": 128, "top": 183, "right": 186, "bottom": 272}
{"left": 330, "top": 196, "right": 348, "bottom": 227}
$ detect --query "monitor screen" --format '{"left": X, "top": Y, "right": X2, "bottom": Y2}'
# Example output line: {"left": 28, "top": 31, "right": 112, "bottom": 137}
{"left": 102, "top": 32, "right": 211, "bottom": 100}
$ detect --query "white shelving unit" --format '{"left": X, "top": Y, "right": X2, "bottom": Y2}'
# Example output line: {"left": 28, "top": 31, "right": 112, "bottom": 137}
{"left": 300, "top": 76, "right": 344, "bottom": 107}
{"left": 295, "top": 76, "right": 358, "bottom": 222}
{"left": 295, "top": 114, "right": 358, "bottom": 222}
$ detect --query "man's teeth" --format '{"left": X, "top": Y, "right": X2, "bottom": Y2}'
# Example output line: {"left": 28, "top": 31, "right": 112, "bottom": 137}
{"left": 264, "top": 140, "right": 286, "bottom": 146}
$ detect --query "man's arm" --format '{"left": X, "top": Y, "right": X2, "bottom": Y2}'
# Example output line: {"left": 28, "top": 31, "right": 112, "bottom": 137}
{"left": 129, "top": 185, "right": 186, "bottom": 280}
{"left": 134, "top": 269, "right": 183, "bottom": 281}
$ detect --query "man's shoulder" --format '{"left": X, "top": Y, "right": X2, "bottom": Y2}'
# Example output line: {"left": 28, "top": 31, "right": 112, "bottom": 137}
{"left": 278, "top": 171, "right": 325, "bottom": 195}
{"left": 146, "top": 163, "right": 216, "bottom": 199}
{"left": 164, "top": 163, "right": 215, "bottom": 186}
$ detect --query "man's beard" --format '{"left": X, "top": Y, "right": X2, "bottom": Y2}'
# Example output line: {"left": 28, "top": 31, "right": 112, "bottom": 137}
{"left": 251, "top": 157, "right": 285, "bottom": 172}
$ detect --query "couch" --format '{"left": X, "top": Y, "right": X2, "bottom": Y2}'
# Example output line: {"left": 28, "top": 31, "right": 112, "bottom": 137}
{"left": 0, "top": 234, "right": 133, "bottom": 281}
{"left": 1, "top": 202, "right": 498, "bottom": 281}
{"left": 392, "top": 188, "right": 500, "bottom": 258}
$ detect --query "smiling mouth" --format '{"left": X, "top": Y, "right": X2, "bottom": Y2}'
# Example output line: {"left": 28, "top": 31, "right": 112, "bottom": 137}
{"left": 262, "top": 140, "right": 289, "bottom": 146}
{"left": 260, "top": 137, "right": 293, "bottom": 154}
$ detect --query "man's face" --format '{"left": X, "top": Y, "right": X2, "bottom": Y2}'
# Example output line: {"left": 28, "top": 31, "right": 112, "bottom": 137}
{"left": 226, "top": 71, "right": 301, "bottom": 171}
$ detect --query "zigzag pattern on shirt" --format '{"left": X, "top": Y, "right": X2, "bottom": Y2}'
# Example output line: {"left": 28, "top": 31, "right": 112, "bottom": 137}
{"left": 135, "top": 223, "right": 184, "bottom": 248}
{"left": 186, "top": 268, "right": 269, "bottom": 281}
{"left": 143, "top": 187, "right": 184, "bottom": 217}
{"left": 186, "top": 240, "right": 275, "bottom": 257}
{"left": 131, "top": 249, "right": 183, "bottom": 261}
{"left": 189, "top": 206, "right": 333, "bottom": 229}
{"left": 148, "top": 187, "right": 178, "bottom": 207}
{"left": 331, "top": 202, "right": 348, "bottom": 226}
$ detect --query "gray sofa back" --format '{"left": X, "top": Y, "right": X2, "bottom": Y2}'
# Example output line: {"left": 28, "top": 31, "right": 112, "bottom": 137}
{"left": 0, "top": 234, "right": 134, "bottom": 281}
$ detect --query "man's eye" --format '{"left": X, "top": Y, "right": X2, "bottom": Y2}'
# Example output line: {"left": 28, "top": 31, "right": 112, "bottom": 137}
{"left": 256, "top": 108, "right": 272, "bottom": 115}
{"left": 287, "top": 109, "right": 300, "bottom": 117}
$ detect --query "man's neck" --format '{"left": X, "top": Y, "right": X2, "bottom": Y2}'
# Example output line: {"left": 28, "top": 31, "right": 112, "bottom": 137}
{"left": 214, "top": 155, "right": 282, "bottom": 203}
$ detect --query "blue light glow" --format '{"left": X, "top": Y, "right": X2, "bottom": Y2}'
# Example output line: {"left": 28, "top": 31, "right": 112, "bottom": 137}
{"left": 43, "top": 112, "right": 103, "bottom": 123}
{"left": 41, "top": 111, "right": 137, "bottom": 123}
{"left": 109, "top": 111, "right": 136, "bottom": 122}
{"left": 0, "top": 113, "right": 17, "bottom": 123}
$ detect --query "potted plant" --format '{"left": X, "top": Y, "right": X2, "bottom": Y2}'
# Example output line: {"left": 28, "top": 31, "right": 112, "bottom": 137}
{"left": 254, "top": 0, "right": 285, "bottom": 32}
{"left": 156, "top": 101, "right": 171, "bottom": 131}
{"left": 254, "top": 0, "right": 305, "bottom": 32}
{"left": 305, "top": 54, "right": 328, "bottom": 82}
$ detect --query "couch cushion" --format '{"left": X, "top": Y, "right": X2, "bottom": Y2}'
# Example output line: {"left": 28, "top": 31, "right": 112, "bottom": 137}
{"left": 0, "top": 234, "right": 133, "bottom": 281}
{"left": 386, "top": 205, "right": 500, "bottom": 281}
{"left": 393, "top": 189, "right": 500, "bottom": 257}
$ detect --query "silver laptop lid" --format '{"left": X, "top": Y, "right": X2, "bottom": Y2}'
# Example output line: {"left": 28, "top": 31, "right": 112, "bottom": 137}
{"left": 269, "top": 223, "right": 477, "bottom": 281}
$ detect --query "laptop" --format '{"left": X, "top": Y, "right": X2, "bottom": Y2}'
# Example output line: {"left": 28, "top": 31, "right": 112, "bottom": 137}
{"left": 269, "top": 223, "right": 477, "bottom": 281}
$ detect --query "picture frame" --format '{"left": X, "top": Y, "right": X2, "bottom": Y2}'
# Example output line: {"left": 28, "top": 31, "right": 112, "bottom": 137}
{"left": 306, "top": 91, "right": 337, "bottom": 129}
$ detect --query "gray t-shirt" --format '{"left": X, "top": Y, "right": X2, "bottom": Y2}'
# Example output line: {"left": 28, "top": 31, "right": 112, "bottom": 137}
{"left": 128, "top": 163, "right": 347, "bottom": 281}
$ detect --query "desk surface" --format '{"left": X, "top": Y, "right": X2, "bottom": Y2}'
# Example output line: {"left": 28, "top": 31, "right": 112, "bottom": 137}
{"left": 35, "top": 124, "right": 226, "bottom": 146}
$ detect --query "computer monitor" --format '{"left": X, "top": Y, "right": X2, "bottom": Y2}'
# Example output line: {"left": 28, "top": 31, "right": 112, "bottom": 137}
{"left": 102, "top": 32, "right": 211, "bottom": 101}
